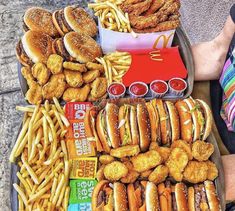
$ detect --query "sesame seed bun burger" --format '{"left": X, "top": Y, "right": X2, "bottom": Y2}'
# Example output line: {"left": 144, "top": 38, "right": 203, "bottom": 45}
{"left": 188, "top": 181, "right": 221, "bottom": 211}
{"left": 63, "top": 32, "right": 102, "bottom": 63}
{"left": 96, "top": 103, "right": 121, "bottom": 153}
{"left": 172, "top": 183, "right": 189, "bottom": 211}
{"left": 23, "top": 7, "right": 59, "bottom": 37}
{"left": 92, "top": 180, "right": 128, "bottom": 211}
{"left": 118, "top": 104, "right": 140, "bottom": 146}
{"left": 52, "top": 6, "right": 97, "bottom": 37}
{"left": 136, "top": 104, "right": 151, "bottom": 152}
{"left": 16, "top": 30, "right": 53, "bottom": 66}
{"left": 158, "top": 181, "right": 172, "bottom": 211}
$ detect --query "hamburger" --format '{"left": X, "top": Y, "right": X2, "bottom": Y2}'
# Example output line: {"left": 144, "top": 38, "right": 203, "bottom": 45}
{"left": 96, "top": 103, "right": 121, "bottom": 153}
{"left": 150, "top": 99, "right": 180, "bottom": 146}
{"left": 172, "top": 183, "right": 189, "bottom": 211}
{"left": 52, "top": 6, "right": 97, "bottom": 37}
{"left": 16, "top": 30, "right": 53, "bottom": 66}
{"left": 52, "top": 32, "right": 102, "bottom": 63}
{"left": 92, "top": 180, "right": 128, "bottom": 211}
{"left": 188, "top": 181, "right": 221, "bottom": 211}
{"left": 175, "top": 98, "right": 212, "bottom": 143}
{"left": 118, "top": 104, "right": 140, "bottom": 146}
{"left": 23, "top": 7, "right": 59, "bottom": 37}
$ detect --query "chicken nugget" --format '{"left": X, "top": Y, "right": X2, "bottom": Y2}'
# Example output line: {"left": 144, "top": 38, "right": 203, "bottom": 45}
{"left": 25, "top": 81, "right": 43, "bottom": 105}
{"left": 90, "top": 77, "right": 107, "bottom": 98}
{"left": 62, "top": 84, "right": 91, "bottom": 102}
{"left": 140, "top": 170, "right": 153, "bottom": 179}
{"left": 110, "top": 145, "right": 140, "bottom": 158}
{"left": 86, "top": 62, "right": 104, "bottom": 73}
{"left": 32, "top": 63, "right": 50, "bottom": 85}
{"left": 192, "top": 141, "right": 214, "bottom": 161}
{"left": 149, "top": 142, "right": 159, "bottom": 151}
{"left": 148, "top": 165, "right": 169, "bottom": 184}
{"left": 183, "top": 161, "right": 208, "bottom": 184}
{"left": 63, "top": 62, "right": 87, "bottom": 72}
{"left": 64, "top": 69, "right": 83, "bottom": 87}
{"left": 21, "top": 66, "right": 35, "bottom": 87}
{"left": 206, "top": 161, "right": 218, "bottom": 181}
{"left": 99, "top": 155, "right": 115, "bottom": 165}
{"left": 121, "top": 170, "right": 139, "bottom": 183}
{"left": 131, "top": 150, "right": 162, "bottom": 172}
{"left": 166, "top": 148, "right": 188, "bottom": 182}
{"left": 42, "top": 73, "right": 66, "bottom": 100}
{"left": 149, "top": 143, "right": 171, "bottom": 163}
{"left": 47, "top": 54, "right": 63, "bottom": 74}
{"left": 96, "top": 165, "right": 105, "bottom": 181}
{"left": 83, "top": 69, "right": 100, "bottom": 83}
{"left": 87, "top": 92, "right": 107, "bottom": 102}
{"left": 171, "top": 140, "right": 193, "bottom": 160}
{"left": 104, "top": 161, "right": 128, "bottom": 181}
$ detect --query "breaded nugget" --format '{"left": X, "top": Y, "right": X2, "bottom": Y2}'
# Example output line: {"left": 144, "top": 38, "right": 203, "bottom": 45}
{"left": 21, "top": 66, "right": 35, "bottom": 87}
{"left": 25, "top": 81, "right": 43, "bottom": 105}
{"left": 110, "top": 145, "right": 140, "bottom": 158}
{"left": 171, "top": 140, "right": 193, "bottom": 160}
{"left": 206, "top": 161, "right": 218, "bottom": 181}
{"left": 183, "top": 161, "right": 208, "bottom": 184}
{"left": 83, "top": 69, "right": 100, "bottom": 83}
{"left": 131, "top": 150, "right": 162, "bottom": 172}
{"left": 148, "top": 165, "right": 169, "bottom": 184}
{"left": 62, "top": 84, "right": 91, "bottom": 102}
{"left": 42, "top": 73, "right": 66, "bottom": 100}
{"left": 145, "top": 0, "right": 165, "bottom": 15}
{"left": 90, "top": 77, "right": 107, "bottom": 98}
{"left": 63, "top": 62, "right": 87, "bottom": 72}
{"left": 192, "top": 140, "right": 214, "bottom": 161}
{"left": 86, "top": 62, "right": 104, "bottom": 73}
{"left": 32, "top": 63, "right": 50, "bottom": 85}
{"left": 64, "top": 69, "right": 83, "bottom": 87}
{"left": 166, "top": 148, "right": 188, "bottom": 182}
{"left": 96, "top": 165, "right": 105, "bottom": 181}
{"left": 99, "top": 155, "right": 115, "bottom": 165}
{"left": 104, "top": 161, "right": 128, "bottom": 181}
{"left": 149, "top": 142, "right": 171, "bottom": 163}
{"left": 121, "top": 0, "right": 152, "bottom": 16}
{"left": 121, "top": 170, "right": 139, "bottom": 183}
{"left": 140, "top": 170, "right": 153, "bottom": 179}
{"left": 123, "top": 161, "right": 133, "bottom": 170}
{"left": 47, "top": 54, "right": 63, "bottom": 74}
{"left": 87, "top": 92, "right": 107, "bottom": 102}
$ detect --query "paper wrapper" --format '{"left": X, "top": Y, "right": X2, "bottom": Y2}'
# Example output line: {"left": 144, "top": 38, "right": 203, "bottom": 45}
{"left": 99, "top": 22, "right": 175, "bottom": 54}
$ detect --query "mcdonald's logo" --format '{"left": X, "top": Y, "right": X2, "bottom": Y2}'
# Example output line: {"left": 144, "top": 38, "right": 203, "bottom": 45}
{"left": 149, "top": 50, "right": 163, "bottom": 61}
{"left": 152, "top": 32, "right": 174, "bottom": 49}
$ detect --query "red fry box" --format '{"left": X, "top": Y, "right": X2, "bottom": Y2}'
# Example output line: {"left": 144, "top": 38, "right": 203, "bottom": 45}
{"left": 98, "top": 22, "right": 175, "bottom": 54}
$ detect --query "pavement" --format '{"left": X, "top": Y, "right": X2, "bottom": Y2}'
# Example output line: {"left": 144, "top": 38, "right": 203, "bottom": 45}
{"left": 0, "top": 0, "right": 234, "bottom": 210}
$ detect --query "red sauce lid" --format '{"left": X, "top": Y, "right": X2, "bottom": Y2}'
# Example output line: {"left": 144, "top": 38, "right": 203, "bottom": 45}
{"left": 169, "top": 78, "right": 187, "bottom": 91}
{"left": 130, "top": 82, "right": 148, "bottom": 96}
{"left": 108, "top": 83, "right": 125, "bottom": 96}
{"left": 151, "top": 81, "right": 168, "bottom": 94}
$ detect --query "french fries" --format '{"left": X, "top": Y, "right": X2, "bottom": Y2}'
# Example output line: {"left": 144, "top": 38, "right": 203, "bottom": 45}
{"left": 96, "top": 51, "right": 132, "bottom": 85}
{"left": 88, "top": 1, "right": 137, "bottom": 37}
{"left": 10, "top": 98, "right": 70, "bottom": 210}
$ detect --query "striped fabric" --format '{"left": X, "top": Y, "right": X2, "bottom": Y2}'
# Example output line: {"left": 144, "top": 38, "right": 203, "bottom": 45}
{"left": 219, "top": 52, "right": 235, "bottom": 131}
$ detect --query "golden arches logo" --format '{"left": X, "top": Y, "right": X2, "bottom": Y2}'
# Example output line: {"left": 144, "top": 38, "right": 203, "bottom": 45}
{"left": 149, "top": 50, "right": 163, "bottom": 61}
{"left": 152, "top": 32, "right": 174, "bottom": 49}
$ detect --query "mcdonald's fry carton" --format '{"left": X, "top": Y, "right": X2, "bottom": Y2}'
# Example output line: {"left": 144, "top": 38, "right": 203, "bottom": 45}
{"left": 98, "top": 22, "right": 175, "bottom": 54}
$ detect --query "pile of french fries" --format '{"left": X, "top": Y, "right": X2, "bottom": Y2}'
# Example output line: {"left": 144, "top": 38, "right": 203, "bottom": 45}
{"left": 88, "top": 0, "right": 137, "bottom": 37}
{"left": 10, "top": 98, "right": 70, "bottom": 210}
{"left": 96, "top": 51, "right": 132, "bottom": 86}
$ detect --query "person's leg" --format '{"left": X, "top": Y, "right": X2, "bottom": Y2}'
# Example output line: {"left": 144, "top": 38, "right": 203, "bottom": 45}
{"left": 193, "top": 15, "right": 235, "bottom": 81}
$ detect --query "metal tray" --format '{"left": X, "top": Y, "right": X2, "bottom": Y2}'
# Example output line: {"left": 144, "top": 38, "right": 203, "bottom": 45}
{"left": 17, "top": 27, "right": 194, "bottom": 104}
{"left": 10, "top": 114, "right": 225, "bottom": 211}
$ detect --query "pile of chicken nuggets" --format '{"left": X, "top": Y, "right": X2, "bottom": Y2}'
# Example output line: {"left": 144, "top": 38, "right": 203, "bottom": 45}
{"left": 21, "top": 54, "right": 107, "bottom": 104}
{"left": 96, "top": 139, "right": 218, "bottom": 185}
